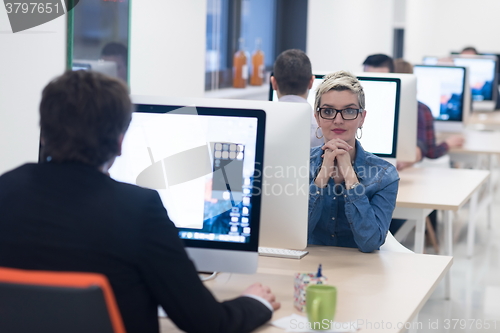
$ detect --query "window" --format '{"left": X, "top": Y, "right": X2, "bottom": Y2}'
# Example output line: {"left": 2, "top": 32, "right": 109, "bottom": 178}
{"left": 205, "top": 0, "right": 278, "bottom": 90}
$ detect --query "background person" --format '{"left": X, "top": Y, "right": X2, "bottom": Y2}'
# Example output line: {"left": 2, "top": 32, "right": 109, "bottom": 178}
{"left": 308, "top": 71, "right": 399, "bottom": 253}
{"left": 101, "top": 42, "right": 128, "bottom": 82}
{"left": 392, "top": 58, "right": 465, "bottom": 170}
{"left": 270, "top": 49, "right": 319, "bottom": 147}
{"left": 460, "top": 46, "right": 479, "bottom": 55}
{"left": 363, "top": 54, "right": 464, "bottom": 170}
{"left": 0, "top": 70, "right": 279, "bottom": 333}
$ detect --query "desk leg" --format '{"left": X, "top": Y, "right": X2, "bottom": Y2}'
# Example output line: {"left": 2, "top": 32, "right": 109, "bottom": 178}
{"left": 443, "top": 210, "right": 453, "bottom": 300}
{"left": 408, "top": 313, "right": 420, "bottom": 333}
{"left": 392, "top": 207, "right": 432, "bottom": 254}
{"left": 414, "top": 214, "right": 426, "bottom": 254}
{"left": 467, "top": 191, "right": 479, "bottom": 259}
{"left": 488, "top": 154, "right": 493, "bottom": 229}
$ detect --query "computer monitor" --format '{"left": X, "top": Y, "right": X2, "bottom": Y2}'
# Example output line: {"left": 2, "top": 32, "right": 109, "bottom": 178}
{"left": 413, "top": 65, "right": 471, "bottom": 132}
{"left": 356, "top": 73, "right": 417, "bottom": 163}
{"left": 109, "top": 96, "right": 311, "bottom": 270}
{"left": 108, "top": 98, "right": 265, "bottom": 274}
{"left": 452, "top": 55, "right": 498, "bottom": 110}
{"left": 422, "top": 55, "right": 497, "bottom": 111}
{"left": 271, "top": 74, "right": 414, "bottom": 161}
{"left": 72, "top": 59, "right": 118, "bottom": 78}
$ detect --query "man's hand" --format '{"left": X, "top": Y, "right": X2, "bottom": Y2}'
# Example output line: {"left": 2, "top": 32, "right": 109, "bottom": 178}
{"left": 242, "top": 283, "right": 281, "bottom": 311}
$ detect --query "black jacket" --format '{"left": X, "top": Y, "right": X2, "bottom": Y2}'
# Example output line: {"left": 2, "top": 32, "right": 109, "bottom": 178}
{"left": 0, "top": 162, "right": 271, "bottom": 333}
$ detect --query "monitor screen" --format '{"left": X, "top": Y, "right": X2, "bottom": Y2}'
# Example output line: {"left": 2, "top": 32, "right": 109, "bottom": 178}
{"left": 413, "top": 65, "right": 467, "bottom": 121}
{"left": 422, "top": 55, "right": 497, "bottom": 102}
{"left": 108, "top": 103, "right": 266, "bottom": 273}
{"left": 452, "top": 56, "right": 496, "bottom": 102}
{"left": 270, "top": 75, "right": 400, "bottom": 158}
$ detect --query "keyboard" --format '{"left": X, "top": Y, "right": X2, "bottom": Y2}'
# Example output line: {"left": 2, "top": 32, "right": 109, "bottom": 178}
{"left": 258, "top": 247, "right": 309, "bottom": 259}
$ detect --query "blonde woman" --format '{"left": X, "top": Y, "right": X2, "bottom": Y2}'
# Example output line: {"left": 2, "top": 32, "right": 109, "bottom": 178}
{"left": 308, "top": 71, "right": 399, "bottom": 252}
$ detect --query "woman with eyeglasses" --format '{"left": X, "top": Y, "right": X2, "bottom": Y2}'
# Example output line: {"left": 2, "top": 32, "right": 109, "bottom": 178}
{"left": 308, "top": 71, "right": 399, "bottom": 252}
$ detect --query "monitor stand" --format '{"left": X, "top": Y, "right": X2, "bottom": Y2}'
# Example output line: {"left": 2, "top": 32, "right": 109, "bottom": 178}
{"left": 473, "top": 100, "right": 496, "bottom": 112}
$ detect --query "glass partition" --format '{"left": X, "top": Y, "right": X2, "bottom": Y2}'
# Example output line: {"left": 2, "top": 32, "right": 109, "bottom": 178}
{"left": 67, "top": 0, "right": 130, "bottom": 83}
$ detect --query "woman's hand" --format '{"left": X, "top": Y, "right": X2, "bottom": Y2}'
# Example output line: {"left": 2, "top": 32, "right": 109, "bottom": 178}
{"left": 323, "top": 139, "right": 354, "bottom": 181}
{"left": 315, "top": 139, "right": 353, "bottom": 187}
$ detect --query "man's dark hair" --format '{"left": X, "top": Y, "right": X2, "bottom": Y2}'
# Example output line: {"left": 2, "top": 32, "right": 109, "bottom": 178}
{"left": 362, "top": 54, "right": 395, "bottom": 73}
{"left": 461, "top": 46, "right": 478, "bottom": 55}
{"left": 40, "top": 70, "right": 132, "bottom": 167}
{"left": 273, "top": 49, "right": 312, "bottom": 96}
{"left": 101, "top": 42, "right": 128, "bottom": 63}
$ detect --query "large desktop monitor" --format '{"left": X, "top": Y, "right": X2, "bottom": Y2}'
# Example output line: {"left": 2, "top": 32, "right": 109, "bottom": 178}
{"left": 413, "top": 65, "right": 471, "bottom": 132}
{"left": 423, "top": 55, "right": 497, "bottom": 111}
{"left": 109, "top": 96, "right": 311, "bottom": 273}
{"left": 108, "top": 99, "right": 265, "bottom": 274}
{"left": 270, "top": 73, "right": 417, "bottom": 162}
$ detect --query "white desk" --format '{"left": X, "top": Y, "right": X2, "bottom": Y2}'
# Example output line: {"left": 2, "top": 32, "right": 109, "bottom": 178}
{"left": 467, "top": 111, "right": 500, "bottom": 131}
{"left": 395, "top": 167, "right": 489, "bottom": 257}
{"left": 160, "top": 246, "right": 453, "bottom": 333}
{"left": 442, "top": 129, "right": 500, "bottom": 241}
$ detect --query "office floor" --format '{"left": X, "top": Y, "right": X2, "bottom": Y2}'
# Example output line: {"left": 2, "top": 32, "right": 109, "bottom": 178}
{"left": 401, "top": 169, "right": 500, "bottom": 332}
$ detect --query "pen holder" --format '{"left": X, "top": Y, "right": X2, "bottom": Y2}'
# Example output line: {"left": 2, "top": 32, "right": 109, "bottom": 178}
{"left": 294, "top": 272, "right": 328, "bottom": 312}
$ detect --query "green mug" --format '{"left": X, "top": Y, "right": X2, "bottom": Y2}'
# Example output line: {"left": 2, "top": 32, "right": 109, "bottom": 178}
{"left": 306, "top": 284, "right": 337, "bottom": 331}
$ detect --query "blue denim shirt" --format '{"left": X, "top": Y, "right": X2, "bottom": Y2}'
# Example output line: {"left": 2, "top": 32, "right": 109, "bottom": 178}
{"left": 308, "top": 140, "right": 399, "bottom": 252}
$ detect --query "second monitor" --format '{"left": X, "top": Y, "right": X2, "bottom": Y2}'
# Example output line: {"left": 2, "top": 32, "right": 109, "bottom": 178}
{"left": 413, "top": 65, "right": 470, "bottom": 132}
{"left": 270, "top": 73, "right": 417, "bottom": 162}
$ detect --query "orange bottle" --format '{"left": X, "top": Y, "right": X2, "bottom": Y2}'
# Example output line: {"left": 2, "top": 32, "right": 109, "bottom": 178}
{"left": 233, "top": 38, "right": 248, "bottom": 88}
{"left": 250, "top": 38, "right": 264, "bottom": 86}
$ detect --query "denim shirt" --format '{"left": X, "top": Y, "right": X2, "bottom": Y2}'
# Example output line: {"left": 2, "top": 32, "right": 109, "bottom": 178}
{"left": 308, "top": 140, "right": 399, "bottom": 252}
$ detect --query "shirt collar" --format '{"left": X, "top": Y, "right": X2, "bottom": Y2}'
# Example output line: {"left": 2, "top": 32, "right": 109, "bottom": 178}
{"left": 279, "top": 95, "right": 309, "bottom": 103}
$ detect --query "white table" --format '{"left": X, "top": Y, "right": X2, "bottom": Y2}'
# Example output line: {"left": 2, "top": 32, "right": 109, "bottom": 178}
{"left": 160, "top": 246, "right": 453, "bottom": 333}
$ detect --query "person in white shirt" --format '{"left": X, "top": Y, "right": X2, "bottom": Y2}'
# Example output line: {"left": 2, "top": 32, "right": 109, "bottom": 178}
{"left": 270, "top": 49, "right": 320, "bottom": 147}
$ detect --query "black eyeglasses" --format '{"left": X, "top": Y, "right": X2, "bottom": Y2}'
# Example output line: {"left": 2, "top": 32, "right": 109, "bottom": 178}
{"left": 316, "top": 107, "right": 363, "bottom": 120}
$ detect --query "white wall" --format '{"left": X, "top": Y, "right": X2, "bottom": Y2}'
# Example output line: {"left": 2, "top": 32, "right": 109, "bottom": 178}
{"left": 0, "top": 10, "right": 66, "bottom": 174}
{"left": 405, "top": 0, "right": 500, "bottom": 64}
{"left": 307, "top": 0, "right": 395, "bottom": 73}
{"left": 130, "top": 0, "right": 206, "bottom": 98}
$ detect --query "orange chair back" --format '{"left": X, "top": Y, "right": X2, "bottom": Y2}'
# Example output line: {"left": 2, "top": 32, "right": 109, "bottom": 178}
{"left": 0, "top": 267, "right": 126, "bottom": 333}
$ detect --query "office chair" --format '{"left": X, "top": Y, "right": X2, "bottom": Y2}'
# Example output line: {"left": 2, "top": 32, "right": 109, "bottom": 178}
{"left": 380, "top": 231, "right": 414, "bottom": 253}
{"left": 0, "top": 267, "right": 126, "bottom": 333}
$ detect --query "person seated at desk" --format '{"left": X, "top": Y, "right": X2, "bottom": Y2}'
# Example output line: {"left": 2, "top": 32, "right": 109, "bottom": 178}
{"left": 392, "top": 58, "right": 465, "bottom": 170}
{"left": 460, "top": 46, "right": 479, "bottom": 55}
{"left": 363, "top": 54, "right": 464, "bottom": 169}
{"left": 0, "top": 71, "right": 279, "bottom": 333}
{"left": 101, "top": 42, "right": 128, "bottom": 82}
{"left": 270, "top": 49, "right": 319, "bottom": 147}
{"left": 308, "top": 71, "right": 399, "bottom": 253}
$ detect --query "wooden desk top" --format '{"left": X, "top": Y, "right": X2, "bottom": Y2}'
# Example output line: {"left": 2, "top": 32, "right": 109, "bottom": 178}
{"left": 160, "top": 247, "right": 452, "bottom": 333}
{"left": 396, "top": 167, "right": 490, "bottom": 210}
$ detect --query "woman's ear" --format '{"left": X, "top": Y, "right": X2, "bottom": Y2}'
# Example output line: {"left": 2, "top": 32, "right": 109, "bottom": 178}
{"left": 314, "top": 111, "right": 321, "bottom": 126}
{"left": 359, "top": 110, "right": 367, "bottom": 128}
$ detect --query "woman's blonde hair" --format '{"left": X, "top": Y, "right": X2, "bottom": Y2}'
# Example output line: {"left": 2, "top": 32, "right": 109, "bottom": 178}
{"left": 314, "top": 70, "right": 365, "bottom": 112}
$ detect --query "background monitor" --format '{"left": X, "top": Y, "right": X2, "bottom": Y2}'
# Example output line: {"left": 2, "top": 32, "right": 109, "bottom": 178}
{"left": 111, "top": 96, "right": 310, "bottom": 262}
{"left": 271, "top": 73, "right": 416, "bottom": 162}
{"left": 108, "top": 98, "right": 265, "bottom": 274}
{"left": 72, "top": 59, "right": 118, "bottom": 78}
{"left": 413, "top": 65, "right": 471, "bottom": 132}
{"left": 451, "top": 55, "right": 498, "bottom": 110}
{"left": 422, "top": 55, "right": 497, "bottom": 111}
